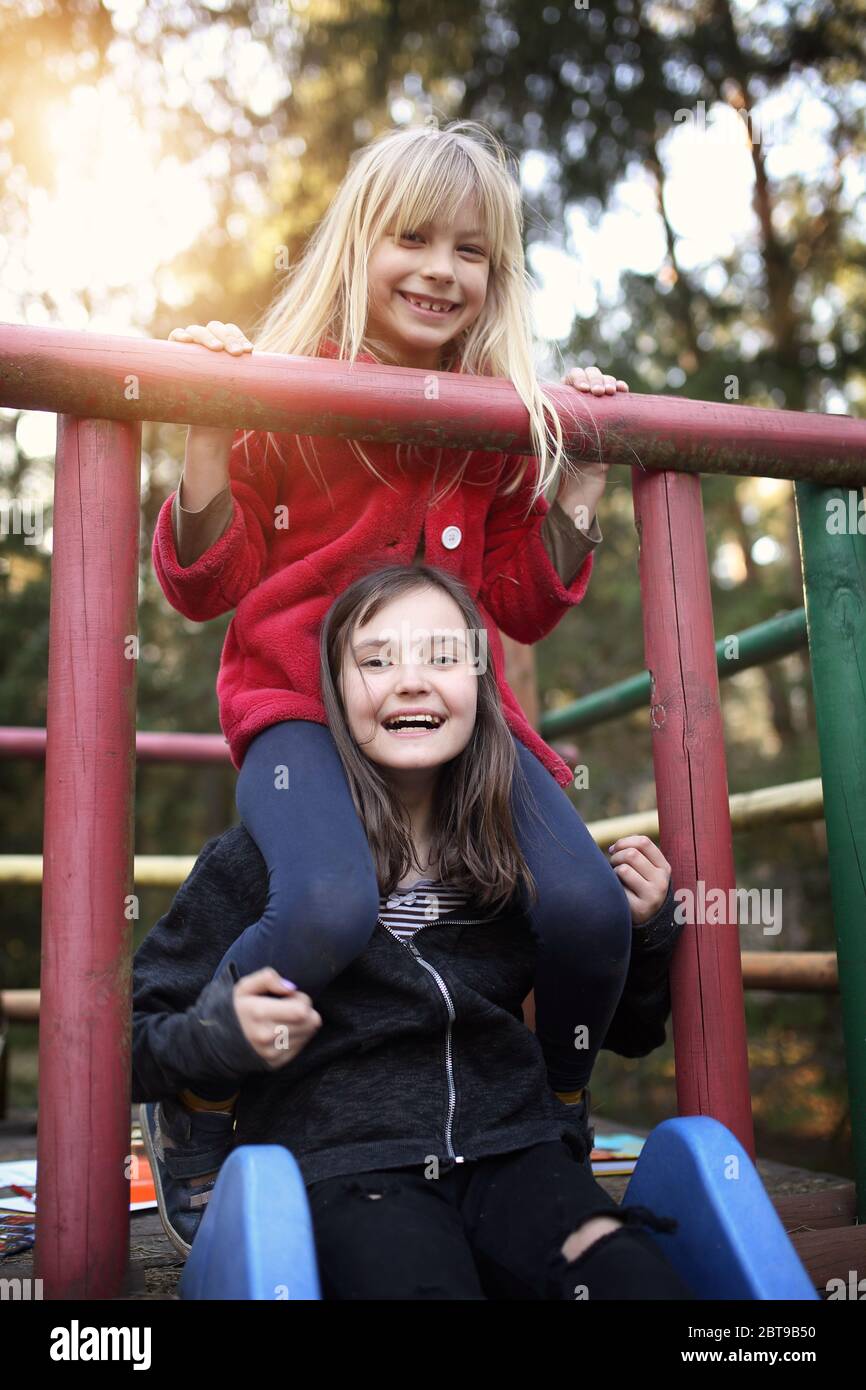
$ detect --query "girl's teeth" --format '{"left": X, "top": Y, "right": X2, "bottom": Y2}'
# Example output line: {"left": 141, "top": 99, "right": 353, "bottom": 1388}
{"left": 404, "top": 294, "right": 452, "bottom": 313}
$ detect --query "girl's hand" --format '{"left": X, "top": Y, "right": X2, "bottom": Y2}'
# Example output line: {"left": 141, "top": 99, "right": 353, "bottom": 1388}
{"left": 556, "top": 365, "right": 626, "bottom": 509}
{"left": 562, "top": 365, "right": 629, "bottom": 395}
{"left": 232, "top": 967, "right": 322, "bottom": 1070}
{"left": 607, "top": 835, "right": 672, "bottom": 926}
{"left": 168, "top": 321, "right": 252, "bottom": 456}
{"left": 168, "top": 321, "right": 253, "bottom": 355}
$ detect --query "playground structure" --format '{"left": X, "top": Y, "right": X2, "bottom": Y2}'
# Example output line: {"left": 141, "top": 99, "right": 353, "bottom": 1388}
{"left": 0, "top": 322, "right": 864, "bottom": 1299}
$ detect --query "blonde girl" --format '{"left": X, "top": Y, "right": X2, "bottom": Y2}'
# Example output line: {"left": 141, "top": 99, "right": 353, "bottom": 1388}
{"left": 151, "top": 120, "right": 630, "bottom": 1170}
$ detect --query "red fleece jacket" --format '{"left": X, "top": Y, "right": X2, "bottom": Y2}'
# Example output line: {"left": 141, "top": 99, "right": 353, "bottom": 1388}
{"left": 151, "top": 346, "right": 596, "bottom": 788}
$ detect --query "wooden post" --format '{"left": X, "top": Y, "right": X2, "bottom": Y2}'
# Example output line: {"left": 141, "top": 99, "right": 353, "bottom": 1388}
{"left": 631, "top": 466, "right": 755, "bottom": 1155}
{"left": 35, "top": 416, "right": 141, "bottom": 1298}
{"left": 793, "top": 480, "right": 866, "bottom": 1219}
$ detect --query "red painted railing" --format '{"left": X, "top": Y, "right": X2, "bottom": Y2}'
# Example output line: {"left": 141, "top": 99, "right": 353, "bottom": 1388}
{"left": 2, "top": 323, "right": 865, "bottom": 1296}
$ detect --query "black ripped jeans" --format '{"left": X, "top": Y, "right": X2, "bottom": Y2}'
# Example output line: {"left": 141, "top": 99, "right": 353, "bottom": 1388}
{"left": 305, "top": 1139, "right": 698, "bottom": 1301}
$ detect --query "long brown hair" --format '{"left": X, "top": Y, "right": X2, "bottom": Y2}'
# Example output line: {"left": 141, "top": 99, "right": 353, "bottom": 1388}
{"left": 319, "top": 563, "right": 540, "bottom": 913}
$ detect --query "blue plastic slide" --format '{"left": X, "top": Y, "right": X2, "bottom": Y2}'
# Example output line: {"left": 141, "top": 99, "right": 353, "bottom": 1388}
{"left": 180, "top": 1116, "right": 819, "bottom": 1299}
{"left": 179, "top": 1145, "right": 321, "bottom": 1300}
{"left": 622, "top": 1115, "right": 819, "bottom": 1300}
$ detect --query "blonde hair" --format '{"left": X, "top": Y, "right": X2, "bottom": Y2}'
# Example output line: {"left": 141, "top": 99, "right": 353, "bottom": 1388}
{"left": 242, "top": 119, "right": 592, "bottom": 511}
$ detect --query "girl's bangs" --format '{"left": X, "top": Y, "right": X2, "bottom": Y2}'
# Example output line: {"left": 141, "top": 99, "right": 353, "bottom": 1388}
{"left": 376, "top": 146, "right": 504, "bottom": 265}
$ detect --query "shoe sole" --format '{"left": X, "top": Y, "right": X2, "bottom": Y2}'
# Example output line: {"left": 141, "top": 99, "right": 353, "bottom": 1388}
{"left": 139, "top": 1101, "right": 193, "bottom": 1260}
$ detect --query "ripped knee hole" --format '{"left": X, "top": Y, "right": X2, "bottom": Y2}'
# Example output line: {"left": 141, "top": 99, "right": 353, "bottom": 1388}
{"left": 560, "top": 1215, "right": 624, "bottom": 1263}
{"left": 561, "top": 1202, "right": 680, "bottom": 1261}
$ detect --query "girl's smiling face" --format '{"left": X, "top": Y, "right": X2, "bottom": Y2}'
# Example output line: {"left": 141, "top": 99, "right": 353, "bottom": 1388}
{"left": 365, "top": 193, "right": 490, "bottom": 370}
{"left": 340, "top": 585, "right": 480, "bottom": 782}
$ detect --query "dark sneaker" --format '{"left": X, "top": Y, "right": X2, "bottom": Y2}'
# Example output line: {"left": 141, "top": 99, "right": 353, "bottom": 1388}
{"left": 139, "top": 1098, "right": 236, "bottom": 1257}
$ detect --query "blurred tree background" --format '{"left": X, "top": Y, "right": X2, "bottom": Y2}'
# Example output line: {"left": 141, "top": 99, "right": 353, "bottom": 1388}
{"left": 1, "top": 0, "right": 863, "bottom": 1175}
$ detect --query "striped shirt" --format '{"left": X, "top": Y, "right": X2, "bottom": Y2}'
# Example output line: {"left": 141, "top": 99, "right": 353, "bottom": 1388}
{"left": 378, "top": 878, "right": 473, "bottom": 944}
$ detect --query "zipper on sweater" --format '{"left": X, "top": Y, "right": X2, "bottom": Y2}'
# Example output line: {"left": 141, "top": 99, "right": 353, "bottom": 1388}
{"left": 378, "top": 914, "right": 490, "bottom": 1166}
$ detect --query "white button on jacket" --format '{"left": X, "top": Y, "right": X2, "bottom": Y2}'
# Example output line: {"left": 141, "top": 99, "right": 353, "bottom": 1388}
{"left": 441, "top": 525, "right": 462, "bottom": 550}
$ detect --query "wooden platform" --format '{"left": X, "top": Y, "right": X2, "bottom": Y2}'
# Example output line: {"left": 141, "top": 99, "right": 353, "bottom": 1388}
{"left": 1, "top": 1106, "right": 860, "bottom": 1300}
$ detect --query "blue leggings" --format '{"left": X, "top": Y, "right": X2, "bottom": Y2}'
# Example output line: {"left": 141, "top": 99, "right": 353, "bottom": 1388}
{"left": 200, "top": 719, "right": 632, "bottom": 1096}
